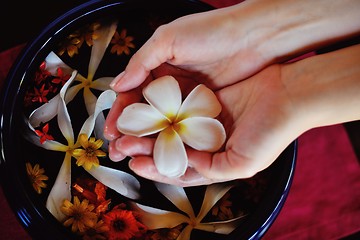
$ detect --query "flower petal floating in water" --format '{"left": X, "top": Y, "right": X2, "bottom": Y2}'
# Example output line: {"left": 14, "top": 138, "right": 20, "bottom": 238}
{"left": 26, "top": 162, "right": 48, "bottom": 194}
{"left": 132, "top": 182, "right": 245, "bottom": 240}
{"left": 117, "top": 75, "right": 226, "bottom": 178}
{"left": 102, "top": 206, "right": 146, "bottom": 240}
{"left": 72, "top": 134, "right": 106, "bottom": 171}
{"left": 61, "top": 196, "right": 98, "bottom": 233}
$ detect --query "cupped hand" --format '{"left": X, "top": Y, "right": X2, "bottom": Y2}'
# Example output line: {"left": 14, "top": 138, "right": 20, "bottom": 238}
{"left": 109, "top": 2, "right": 272, "bottom": 92}
{"left": 104, "top": 63, "right": 301, "bottom": 187}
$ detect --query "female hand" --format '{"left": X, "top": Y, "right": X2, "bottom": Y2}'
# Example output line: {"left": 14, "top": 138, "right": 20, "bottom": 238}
{"left": 105, "top": 43, "right": 360, "bottom": 186}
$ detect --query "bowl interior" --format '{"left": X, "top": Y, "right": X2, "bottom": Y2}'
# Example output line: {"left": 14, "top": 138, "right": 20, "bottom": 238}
{"left": 0, "top": 0, "right": 297, "bottom": 239}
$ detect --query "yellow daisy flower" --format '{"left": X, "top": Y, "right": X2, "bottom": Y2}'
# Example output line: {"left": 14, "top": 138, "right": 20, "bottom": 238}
{"left": 26, "top": 162, "right": 48, "bottom": 194}
{"left": 72, "top": 134, "right": 106, "bottom": 171}
{"left": 61, "top": 196, "right": 98, "bottom": 233}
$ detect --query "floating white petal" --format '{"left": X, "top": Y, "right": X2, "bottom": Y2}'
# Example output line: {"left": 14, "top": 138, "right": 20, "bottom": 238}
{"left": 87, "top": 165, "right": 140, "bottom": 199}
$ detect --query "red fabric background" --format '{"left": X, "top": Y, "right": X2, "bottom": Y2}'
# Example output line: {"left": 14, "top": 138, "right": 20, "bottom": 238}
{"left": 1, "top": 1, "right": 360, "bottom": 239}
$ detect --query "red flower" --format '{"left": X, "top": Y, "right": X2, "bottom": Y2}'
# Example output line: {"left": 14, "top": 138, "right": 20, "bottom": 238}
{"left": 52, "top": 67, "right": 70, "bottom": 86}
{"left": 32, "top": 84, "right": 50, "bottom": 103}
{"left": 72, "top": 178, "right": 110, "bottom": 214}
{"left": 34, "top": 61, "right": 52, "bottom": 85}
{"left": 35, "top": 123, "right": 54, "bottom": 144}
{"left": 102, "top": 207, "right": 146, "bottom": 240}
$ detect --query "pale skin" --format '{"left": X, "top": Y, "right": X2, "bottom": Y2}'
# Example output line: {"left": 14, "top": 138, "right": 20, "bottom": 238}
{"left": 104, "top": 0, "right": 360, "bottom": 186}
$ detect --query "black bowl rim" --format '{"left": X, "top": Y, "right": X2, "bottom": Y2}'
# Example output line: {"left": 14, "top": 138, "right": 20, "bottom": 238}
{"left": 0, "top": 0, "right": 297, "bottom": 239}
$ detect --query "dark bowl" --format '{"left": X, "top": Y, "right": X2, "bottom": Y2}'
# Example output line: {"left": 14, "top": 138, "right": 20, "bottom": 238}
{"left": 0, "top": 0, "right": 297, "bottom": 239}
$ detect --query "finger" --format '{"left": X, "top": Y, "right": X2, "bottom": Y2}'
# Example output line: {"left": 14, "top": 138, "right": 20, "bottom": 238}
{"left": 128, "top": 156, "right": 215, "bottom": 187}
{"left": 115, "top": 135, "right": 155, "bottom": 157}
{"left": 103, "top": 89, "right": 142, "bottom": 141}
{"left": 110, "top": 26, "right": 174, "bottom": 92}
{"left": 108, "top": 140, "right": 126, "bottom": 162}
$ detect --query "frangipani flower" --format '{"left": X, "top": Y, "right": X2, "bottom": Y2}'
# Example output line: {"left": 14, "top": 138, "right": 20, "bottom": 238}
{"left": 25, "top": 87, "right": 140, "bottom": 221}
{"left": 132, "top": 182, "right": 245, "bottom": 240}
{"left": 29, "top": 21, "right": 118, "bottom": 148}
{"left": 117, "top": 75, "right": 226, "bottom": 178}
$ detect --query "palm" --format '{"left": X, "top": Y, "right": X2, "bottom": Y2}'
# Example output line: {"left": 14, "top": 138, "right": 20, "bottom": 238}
{"left": 105, "top": 63, "right": 297, "bottom": 186}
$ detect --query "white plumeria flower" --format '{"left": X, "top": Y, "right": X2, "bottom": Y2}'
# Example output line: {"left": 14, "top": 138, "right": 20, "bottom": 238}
{"left": 25, "top": 85, "right": 140, "bottom": 221}
{"left": 117, "top": 75, "right": 226, "bottom": 177}
{"left": 29, "top": 21, "right": 118, "bottom": 149}
{"left": 132, "top": 182, "right": 245, "bottom": 240}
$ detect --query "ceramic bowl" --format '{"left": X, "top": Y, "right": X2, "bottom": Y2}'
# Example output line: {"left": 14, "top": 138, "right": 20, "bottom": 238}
{"left": 0, "top": 0, "right": 297, "bottom": 239}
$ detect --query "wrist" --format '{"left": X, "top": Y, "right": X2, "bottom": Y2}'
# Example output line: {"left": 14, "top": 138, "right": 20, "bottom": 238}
{"left": 233, "top": 0, "right": 360, "bottom": 64}
{"left": 281, "top": 43, "right": 360, "bottom": 132}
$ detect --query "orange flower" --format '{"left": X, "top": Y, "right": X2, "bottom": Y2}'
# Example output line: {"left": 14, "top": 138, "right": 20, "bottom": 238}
{"left": 211, "top": 192, "right": 233, "bottom": 220}
{"left": 102, "top": 207, "right": 145, "bottom": 240}
{"left": 72, "top": 134, "right": 106, "bottom": 170}
{"left": 83, "top": 219, "right": 109, "bottom": 240}
{"left": 61, "top": 196, "right": 98, "bottom": 233}
{"left": 26, "top": 162, "right": 48, "bottom": 194}
{"left": 148, "top": 224, "right": 183, "bottom": 240}
{"left": 110, "top": 29, "right": 135, "bottom": 55}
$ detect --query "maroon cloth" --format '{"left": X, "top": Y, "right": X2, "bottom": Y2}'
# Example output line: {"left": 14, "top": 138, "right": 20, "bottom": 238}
{"left": 1, "top": 1, "right": 360, "bottom": 238}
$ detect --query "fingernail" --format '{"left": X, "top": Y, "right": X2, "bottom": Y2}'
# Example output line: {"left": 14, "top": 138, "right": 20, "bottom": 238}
{"left": 110, "top": 71, "right": 125, "bottom": 89}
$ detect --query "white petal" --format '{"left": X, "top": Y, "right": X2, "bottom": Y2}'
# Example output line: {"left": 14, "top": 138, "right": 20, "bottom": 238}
{"left": 87, "top": 165, "right": 140, "bottom": 199}
{"left": 177, "top": 117, "right": 226, "bottom": 152}
{"left": 177, "top": 225, "right": 193, "bottom": 240}
{"left": 155, "top": 182, "right": 195, "bottom": 218}
{"left": 28, "top": 71, "right": 77, "bottom": 128}
{"left": 143, "top": 76, "right": 182, "bottom": 120}
{"left": 93, "top": 113, "right": 109, "bottom": 151}
{"left": 84, "top": 87, "right": 98, "bottom": 115}
{"left": 28, "top": 94, "right": 61, "bottom": 128}
{"left": 80, "top": 90, "right": 116, "bottom": 138}
{"left": 88, "top": 21, "right": 118, "bottom": 80}
{"left": 177, "top": 84, "right": 222, "bottom": 120}
{"left": 196, "top": 219, "right": 240, "bottom": 234}
{"left": 91, "top": 77, "right": 113, "bottom": 91}
{"left": 46, "top": 153, "right": 72, "bottom": 221}
{"left": 45, "top": 51, "right": 73, "bottom": 76}
{"left": 117, "top": 103, "right": 168, "bottom": 137}
{"left": 64, "top": 83, "right": 83, "bottom": 104}
{"left": 197, "top": 183, "right": 234, "bottom": 222}
{"left": 131, "top": 203, "right": 189, "bottom": 229}
{"left": 153, "top": 128, "right": 188, "bottom": 178}
{"left": 58, "top": 77, "right": 76, "bottom": 145}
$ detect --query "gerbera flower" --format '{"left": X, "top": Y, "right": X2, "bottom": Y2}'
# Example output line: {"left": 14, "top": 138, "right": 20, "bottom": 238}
{"left": 117, "top": 75, "right": 226, "bottom": 177}
{"left": 72, "top": 133, "right": 106, "bottom": 170}
{"left": 110, "top": 29, "right": 135, "bottom": 55}
{"left": 26, "top": 162, "right": 48, "bottom": 194}
{"left": 102, "top": 208, "right": 145, "bottom": 240}
{"left": 61, "top": 196, "right": 98, "bottom": 233}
